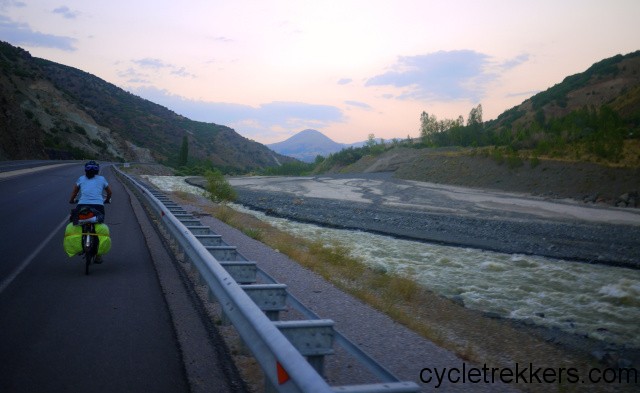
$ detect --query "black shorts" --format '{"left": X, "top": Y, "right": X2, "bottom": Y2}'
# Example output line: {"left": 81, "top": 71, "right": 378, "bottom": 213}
{"left": 75, "top": 204, "right": 105, "bottom": 222}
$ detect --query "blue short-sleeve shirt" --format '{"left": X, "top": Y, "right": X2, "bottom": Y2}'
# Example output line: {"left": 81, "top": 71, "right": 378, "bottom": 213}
{"left": 76, "top": 175, "right": 109, "bottom": 205}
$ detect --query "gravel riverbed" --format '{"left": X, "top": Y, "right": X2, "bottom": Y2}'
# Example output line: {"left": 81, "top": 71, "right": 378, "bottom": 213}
{"left": 204, "top": 173, "right": 640, "bottom": 269}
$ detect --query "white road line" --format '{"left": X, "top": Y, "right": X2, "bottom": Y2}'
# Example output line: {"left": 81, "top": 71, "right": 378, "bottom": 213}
{"left": 0, "top": 163, "right": 75, "bottom": 181}
{"left": 0, "top": 216, "right": 69, "bottom": 295}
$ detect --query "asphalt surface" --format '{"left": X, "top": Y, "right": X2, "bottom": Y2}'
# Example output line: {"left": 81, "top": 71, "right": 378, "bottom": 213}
{"left": 0, "top": 164, "right": 242, "bottom": 393}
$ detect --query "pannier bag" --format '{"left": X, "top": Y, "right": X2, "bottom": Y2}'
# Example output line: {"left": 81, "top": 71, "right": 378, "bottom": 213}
{"left": 63, "top": 223, "right": 111, "bottom": 257}
{"left": 95, "top": 223, "right": 111, "bottom": 255}
{"left": 63, "top": 223, "right": 83, "bottom": 257}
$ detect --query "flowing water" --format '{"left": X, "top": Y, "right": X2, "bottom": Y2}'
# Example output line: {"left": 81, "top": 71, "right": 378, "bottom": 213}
{"left": 144, "top": 175, "right": 640, "bottom": 349}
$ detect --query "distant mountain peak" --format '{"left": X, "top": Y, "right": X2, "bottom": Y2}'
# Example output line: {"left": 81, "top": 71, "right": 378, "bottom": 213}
{"left": 267, "top": 129, "right": 346, "bottom": 162}
{"left": 281, "top": 129, "right": 331, "bottom": 141}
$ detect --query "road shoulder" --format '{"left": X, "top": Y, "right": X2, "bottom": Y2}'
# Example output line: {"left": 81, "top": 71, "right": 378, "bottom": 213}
{"left": 124, "top": 177, "right": 248, "bottom": 393}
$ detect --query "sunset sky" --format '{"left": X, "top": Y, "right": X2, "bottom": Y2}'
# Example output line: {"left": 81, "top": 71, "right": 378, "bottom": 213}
{"left": 1, "top": 1, "right": 639, "bottom": 144}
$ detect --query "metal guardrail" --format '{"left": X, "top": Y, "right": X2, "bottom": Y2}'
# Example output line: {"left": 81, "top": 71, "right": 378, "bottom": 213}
{"left": 115, "top": 167, "right": 420, "bottom": 393}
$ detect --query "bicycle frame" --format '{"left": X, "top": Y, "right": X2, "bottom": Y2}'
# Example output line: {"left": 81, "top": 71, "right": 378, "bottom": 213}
{"left": 77, "top": 214, "right": 99, "bottom": 275}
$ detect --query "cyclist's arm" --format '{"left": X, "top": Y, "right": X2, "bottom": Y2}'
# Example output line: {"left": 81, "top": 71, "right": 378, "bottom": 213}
{"left": 104, "top": 185, "right": 112, "bottom": 203}
{"left": 69, "top": 184, "right": 80, "bottom": 203}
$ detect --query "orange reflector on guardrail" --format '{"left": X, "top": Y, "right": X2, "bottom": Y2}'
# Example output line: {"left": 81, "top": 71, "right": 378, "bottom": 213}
{"left": 277, "top": 361, "right": 290, "bottom": 384}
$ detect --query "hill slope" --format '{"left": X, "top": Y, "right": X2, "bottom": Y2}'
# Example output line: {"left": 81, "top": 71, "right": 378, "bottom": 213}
{"left": 487, "top": 50, "right": 640, "bottom": 141}
{"left": 339, "top": 146, "right": 639, "bottom": 206}
{"left": 0, "top": 41, "right": 293, "bottom": 171}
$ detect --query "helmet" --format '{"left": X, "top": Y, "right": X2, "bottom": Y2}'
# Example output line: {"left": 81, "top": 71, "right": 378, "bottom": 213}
{"left": 84, "top": 160, "right": 100, "bottom": 175}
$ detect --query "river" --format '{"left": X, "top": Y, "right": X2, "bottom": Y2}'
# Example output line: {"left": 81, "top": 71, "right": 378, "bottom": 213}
{"left": 144, "top": 175, "right": 640, "bottom": 350}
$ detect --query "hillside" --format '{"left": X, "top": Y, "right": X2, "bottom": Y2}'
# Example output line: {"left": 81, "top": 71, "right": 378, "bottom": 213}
{"left": 0, "top": 41, "right": 294, "bottom": 171}
{"left": 335, "top": 146, "right": 639, "bottom": 207}
{"left": 491, "top": 51, "right": 640, "bottom": 131}
{"left": 481, "top": 50, "right": 640, "bottom": 156}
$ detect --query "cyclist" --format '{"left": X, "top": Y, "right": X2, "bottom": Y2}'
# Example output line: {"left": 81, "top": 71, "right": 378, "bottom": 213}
{"left": 69, "top": 161, "right": 112, "bottom": 261}
{"left": 69, "top": 160, "right": 112, "bottom": 218}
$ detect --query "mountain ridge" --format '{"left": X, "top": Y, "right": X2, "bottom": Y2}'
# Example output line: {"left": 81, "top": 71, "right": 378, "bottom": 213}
{"left": 0, "top": 40, "right": 295, "bottom": 172}
{"left": 2, "top": 40, "right": 639, "bottom": 175}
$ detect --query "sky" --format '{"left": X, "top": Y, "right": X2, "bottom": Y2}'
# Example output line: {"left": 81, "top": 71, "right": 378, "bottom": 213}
{"left": 1, "top": 1, "right": 639, "bottom": 144}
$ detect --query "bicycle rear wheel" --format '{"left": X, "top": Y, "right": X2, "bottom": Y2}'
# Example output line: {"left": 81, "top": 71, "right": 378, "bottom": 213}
{"left": 83, "top": 237, "right": 97, "bottom": 275}
{"left": 82, "top": 225, "right": 98, "bottom": 275}
{"left": 85, "top": 252, "right": 93, "bottom": 275}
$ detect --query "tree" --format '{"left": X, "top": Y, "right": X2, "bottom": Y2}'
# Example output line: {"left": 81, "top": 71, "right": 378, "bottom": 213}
{"left": 467, "top": 104, "right": 483, "bottom": 126}
{"left": 420, "top": 111, "right": 439, "bottom": 145}
{"left": 178, "top": 135, "right": 189, "bottom": 167}
{"left": 466, "top": 104, "right": 484, "bottom": 146}
{"left": 366, "top": 133, "right": 377, "bottom": 148}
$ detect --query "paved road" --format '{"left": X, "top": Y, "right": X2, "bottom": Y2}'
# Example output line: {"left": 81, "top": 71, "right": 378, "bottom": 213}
{"left": 0, "top": 164, "right": 239, "bottom": 393}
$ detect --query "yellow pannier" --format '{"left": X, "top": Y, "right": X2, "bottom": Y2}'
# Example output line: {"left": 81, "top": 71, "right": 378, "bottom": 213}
{"left": 95, "top": 223, "right": 111, "bottom": 255}
{"left": 63, "top": 223, "right": 111, "bottom": 257}
{"left": 63, "top": 223, "right": 83, "bottom": 257}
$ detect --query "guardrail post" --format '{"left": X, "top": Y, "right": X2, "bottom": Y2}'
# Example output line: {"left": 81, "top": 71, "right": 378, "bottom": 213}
{"left": 272, "top": 320, "right": 334, "bottom": 377}
{"left": 240, "top": 284, "right": 288, "bottom": 321}
{"left": 185, "top": 226, "right": 214, "bottom": 235}
{"left": 205, "top": 245, "right": 246, "bottom": 261}
{"left": 178, "top": 219, "right": 202, "bottom": 226}
{"left": 220, "top": 261, "right": 258, "bottom": 284}
{"left": 195, "top": 234, "right": 224, "bottom": 246}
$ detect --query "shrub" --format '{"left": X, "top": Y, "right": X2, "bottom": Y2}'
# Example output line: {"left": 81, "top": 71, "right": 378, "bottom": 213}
{"left": 491, "top": 148, "right": 505, "bottom": 165}
{"left": 506, "top": 150, "right": 523, "bottom": 169}
{"left": 530, "top": 155, "right": 540, "bottom": 168}
{"left": 205, "top": 169, "right": 237, "bottom": 203}
{"left": 242, "top": 227, "right": 263, "bottom": 240}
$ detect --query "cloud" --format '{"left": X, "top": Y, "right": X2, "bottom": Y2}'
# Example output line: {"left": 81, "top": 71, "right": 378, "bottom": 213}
{"left": 366, "top": 50, "right": 497, "bottom": 102}
{"left": 506, "top": 90, "right": 540, "bottom": 98}
{"left": 337, "top": 78, "right": 352, "bottom": 85}
{"left": 133, "top": 58, "right": 171, "bottom": 69}
{"left": 117, "top": 67, "right": 150, "bottom": 84}
{"left": 0, "top": 15, "right": 76, "bottom": 50}
{"left": 131, "top": 58, "right": 195, "bottom": 78}
{"left": 52, "top": 6, "right": 79, "bottom": 19}
{"left": 129, "top": 86, "right": 345, "bottom": 139}
{"left": 500, "top": 54, "right": 529, "bottom": 70}
{"left": 0, "top": 1, "right": 26, "bottom": 11}
{"left": 345, "top": 100, "right": 372, "bottom": 110}
{"left": 211, "top": 36, "right": 233, "bottom": 43}
{"left": 170, "top": 67, "right": 195, "bottom": 78}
